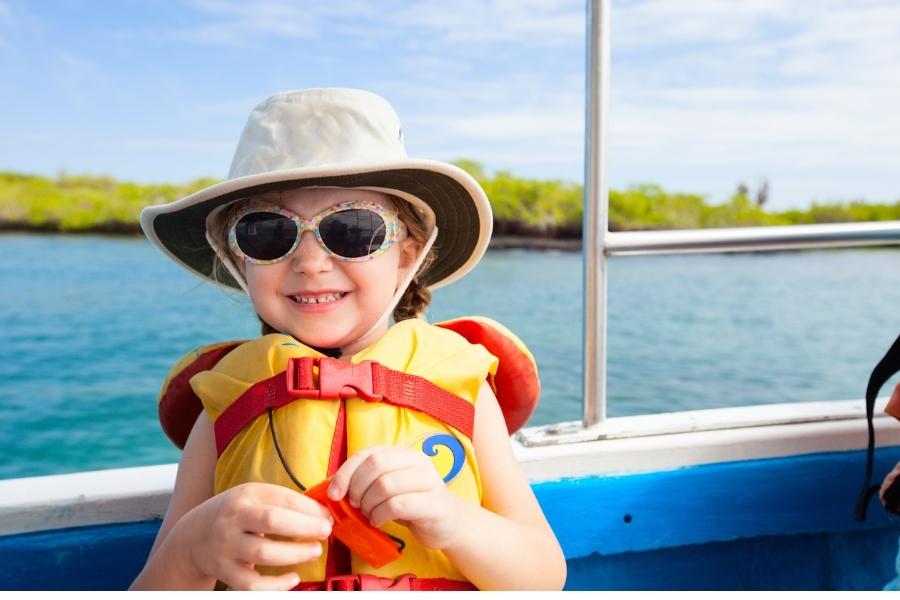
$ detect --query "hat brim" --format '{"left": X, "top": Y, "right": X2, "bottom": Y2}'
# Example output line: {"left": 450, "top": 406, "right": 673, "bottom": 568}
{"left": 140, "top": 160, "right": 492, "bottom": 291}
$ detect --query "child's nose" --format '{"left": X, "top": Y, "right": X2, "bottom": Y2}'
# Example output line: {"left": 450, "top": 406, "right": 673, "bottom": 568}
{"left": 290, "top": 231, "right": 332, "bottom": 274}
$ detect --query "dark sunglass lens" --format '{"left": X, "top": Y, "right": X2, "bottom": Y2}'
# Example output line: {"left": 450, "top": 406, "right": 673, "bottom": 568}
{"left": 235, "top": 212, "right": 297, "bottom": 260}
{"left": 319, "top": 209, "right": 387, "bottom": 258}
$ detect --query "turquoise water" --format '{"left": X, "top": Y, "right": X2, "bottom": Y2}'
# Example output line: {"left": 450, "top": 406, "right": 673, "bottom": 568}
{"left": 1, "top": 234, "right": 898, "bottom": 479}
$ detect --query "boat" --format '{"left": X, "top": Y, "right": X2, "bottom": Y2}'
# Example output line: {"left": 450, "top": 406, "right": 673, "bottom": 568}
{"left": 2, "top": 0, "right": 900, "bottom": 590}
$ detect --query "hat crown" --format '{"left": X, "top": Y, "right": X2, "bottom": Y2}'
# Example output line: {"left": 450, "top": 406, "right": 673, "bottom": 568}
{"left": 228, "top": 88, "right": 407, "bottom": 179}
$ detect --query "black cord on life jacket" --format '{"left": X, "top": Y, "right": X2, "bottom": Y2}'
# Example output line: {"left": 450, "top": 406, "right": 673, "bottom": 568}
{"left": 854, "top": 332, "right": 900, "bottom": 521}
{"left": 268, "top": 408, "right": 307, "bottom": 491}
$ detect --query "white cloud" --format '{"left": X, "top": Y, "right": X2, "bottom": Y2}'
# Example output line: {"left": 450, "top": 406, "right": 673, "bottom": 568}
{"left": 394, "top": 0, "right": 583, "bottom": 46}
{"left": 616, "top": 0, "right": 796, "bottom": 47}
{"left": 6, "top": 0, "right": 898, "bottom": 207}
{"left": 398, "top": 55, "right": 472, "bottom": 78}
{"left": 389, "top": 0, "right": 900, "bottom": 207}
{"left": 585, "top": 0, "right": 900, "bottom": 205}
{"left": 393, "top": 73, "right": 584, "bottom": 181}
{"left": 386, "top": 1, "right": 898, "bottom": 201}
{"left": 169, "top": 0, "right": 322, "bottom": 45}
{"left": 447, "top": 111, "right": 580, "bottom": 140}
{"left": 614, "top": 0, "right": 900, "bottom": 88}
{"left": 166, "top": 0, "right": 585, "bottom": 48}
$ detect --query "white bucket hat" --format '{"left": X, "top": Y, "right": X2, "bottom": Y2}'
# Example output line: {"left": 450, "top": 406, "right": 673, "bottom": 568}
{"left": 141, "top": 88, "right": 492, "bottom": 291}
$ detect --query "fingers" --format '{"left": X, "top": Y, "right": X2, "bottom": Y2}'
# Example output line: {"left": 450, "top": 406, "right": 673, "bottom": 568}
{"left": 334, "top": 447, "right": 448, "bottom": 530}
{"left": 185, "top": 483, "right": 335, "bottom": 590}
{"left": 244, "top": 482, "right": 332, "bottom": 522}
{"left": 327, "top": 445, "right": 391, "bottom": 500}
{"left": 356, "top": 467, "right": 437, "bottom": 517}
{"left": 882, "top": 473, "right": 899, "bottom": 504}
{"left": 222, "top": 559, "right": 302, "bottom": 592}
{"left": 881, "top": 462, "right": 900, "bottom": 504}
{"left": 238, "top": 504, "right": 332, "bottom": 540}
{"left": 346, "top": 449, "right": 430, "bottom": 509}
{"left": 220, "top": 528, "right": 324, "bottom": 590}
{"left": 237, "top": 531, "right": 324, "bottom": 567}
{"left": 219, "top": 484, "right": 331, "bottom": 541}
{"left": 367, "top": 491, "right": 435, "bottom": 528}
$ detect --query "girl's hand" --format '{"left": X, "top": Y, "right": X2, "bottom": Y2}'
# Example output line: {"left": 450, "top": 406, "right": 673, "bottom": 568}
{"left": 878, "top": 463, "right": 900, "bottom": 506}
{"left": 327, "top": 446, "right": 463, "bottom": 550}
{"left": 176, "top": 482, "right": 333, "bottom": 591}
{"left": 881, "top": 461, "right": 900, "bottom": 506}
{"left": 880, "top": 384, "right": 900, "bottom": 506}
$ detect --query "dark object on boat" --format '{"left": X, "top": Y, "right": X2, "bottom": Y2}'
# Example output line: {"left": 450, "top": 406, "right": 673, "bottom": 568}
{"left": 854, "top": 332, "right": 900, "bottom": 521}
{"left": 882, "top": 476, "right": 900, "bottom": 516}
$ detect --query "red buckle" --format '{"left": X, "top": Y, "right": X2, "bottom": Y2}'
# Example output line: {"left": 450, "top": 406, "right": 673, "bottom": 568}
{"left": 325, "top": 574, "right": 361, "bottom": 591}
{"left": 285, "top": 357, "right": 383, "bottom": 402}
{"left": 285, "top": 357, "right": 318, "bottom": 399}
{"left": 382, "top": 574, "right": 415, "bottom": 591}
{"left": 320, "top": 359, "right": 382, "bottom": 401}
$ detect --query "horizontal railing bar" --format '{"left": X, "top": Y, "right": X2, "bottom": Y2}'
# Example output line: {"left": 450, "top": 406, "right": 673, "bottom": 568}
{"left": 516, "top": 397, "right": 892, "bottom": 448}
{"left": 606, "top": 220, "right": 900, "bottom": 255}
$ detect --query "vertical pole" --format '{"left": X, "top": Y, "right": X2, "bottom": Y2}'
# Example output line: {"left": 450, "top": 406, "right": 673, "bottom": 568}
{"left": 582, "top": 0, "right": 610, "bottom": 428}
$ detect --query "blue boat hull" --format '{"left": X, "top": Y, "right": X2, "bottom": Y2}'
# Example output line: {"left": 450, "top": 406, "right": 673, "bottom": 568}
{"left": 3, "top": 447, "right": 899, "bottom": 590}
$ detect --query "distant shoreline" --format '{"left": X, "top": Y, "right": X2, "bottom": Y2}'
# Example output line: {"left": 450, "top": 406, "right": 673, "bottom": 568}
{"left": 5, "top": 171, "right": 898, "bottom": 243}
{"left": 0, "top": 222, "right": 583, "bottom": 251}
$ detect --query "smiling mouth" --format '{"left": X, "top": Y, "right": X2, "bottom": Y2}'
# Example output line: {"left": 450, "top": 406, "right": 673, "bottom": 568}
{"left": 289, "top": 292, "right": 348, "bottom": 305}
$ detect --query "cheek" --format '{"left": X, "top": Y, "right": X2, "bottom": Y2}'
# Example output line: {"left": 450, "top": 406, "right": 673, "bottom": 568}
{"left": 345, "top": 257, "right": 402, "bottom": 297}
{"left": 245, "top": 264, "right": 278, "bottom": 304}
{"left": 244, "top": 264, "right": 262, "bottom": 290}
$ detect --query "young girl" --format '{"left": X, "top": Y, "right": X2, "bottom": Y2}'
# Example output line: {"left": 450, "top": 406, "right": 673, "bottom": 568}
{"left": 131, "top": 88, "right": 566, "bottom": 591}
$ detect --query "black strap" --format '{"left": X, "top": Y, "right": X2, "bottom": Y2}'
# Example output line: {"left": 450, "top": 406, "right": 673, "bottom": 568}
{"left": 854, "top": 333, "right": 900, "bottom": 521}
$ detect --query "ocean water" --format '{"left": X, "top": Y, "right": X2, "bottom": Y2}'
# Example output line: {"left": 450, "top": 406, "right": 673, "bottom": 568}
{"left": 1, "top": 233, "right": 898, "bottom": 479}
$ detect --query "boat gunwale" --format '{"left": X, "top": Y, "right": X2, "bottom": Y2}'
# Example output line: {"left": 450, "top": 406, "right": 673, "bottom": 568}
{"left": 2, "top": 398, "right": 897, "bottom": 537}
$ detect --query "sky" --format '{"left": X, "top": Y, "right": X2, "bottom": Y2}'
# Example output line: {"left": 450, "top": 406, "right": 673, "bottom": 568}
{"left": 1, "top": 0, "right": 899, "bottom": 210}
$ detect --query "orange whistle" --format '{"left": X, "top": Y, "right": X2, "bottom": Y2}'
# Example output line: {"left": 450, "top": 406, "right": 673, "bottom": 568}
{"left": 305, "top": 478, "right": 402, "bottom": 568}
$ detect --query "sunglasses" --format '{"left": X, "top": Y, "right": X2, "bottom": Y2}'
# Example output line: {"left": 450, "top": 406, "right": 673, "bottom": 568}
{"left": 228, "top": 200, "right": 407, "bottom": 264}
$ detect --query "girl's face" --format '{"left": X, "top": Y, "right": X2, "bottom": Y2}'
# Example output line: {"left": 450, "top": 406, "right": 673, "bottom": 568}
{"left": 239, "top": 187, "right": 421, "bottom": 355}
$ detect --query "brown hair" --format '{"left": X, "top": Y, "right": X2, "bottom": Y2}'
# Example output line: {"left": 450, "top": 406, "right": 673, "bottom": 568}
{"left": 208, "top": 191, "right": 436, "bottom": 336}
{"left": 390, "top": 196, "right": 435, "bottom": 321}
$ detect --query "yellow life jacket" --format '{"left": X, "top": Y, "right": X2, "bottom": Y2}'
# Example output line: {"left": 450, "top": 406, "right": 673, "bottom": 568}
{"left": 157, "top": 316, "right": 540, "bottom": 588}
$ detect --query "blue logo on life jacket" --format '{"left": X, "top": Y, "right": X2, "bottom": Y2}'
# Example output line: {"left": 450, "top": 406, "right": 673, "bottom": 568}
{"left": 420, "top": 434, "right": 466, "bottom": 484}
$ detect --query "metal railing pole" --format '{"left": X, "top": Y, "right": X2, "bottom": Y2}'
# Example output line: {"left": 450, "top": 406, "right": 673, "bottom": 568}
{"left": 582, "top": 0, "right": 610, "bottom": 428}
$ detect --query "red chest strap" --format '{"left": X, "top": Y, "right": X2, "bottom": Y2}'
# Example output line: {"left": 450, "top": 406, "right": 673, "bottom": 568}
{"left": 293, "top": 574, "right": 476, "bottom": 591}
{"left": 213, "top": 357, "right": 475, "bottom": 457}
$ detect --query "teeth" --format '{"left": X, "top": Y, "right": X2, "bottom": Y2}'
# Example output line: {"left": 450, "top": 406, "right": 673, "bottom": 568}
{"left": 292, "top": 292, "right": 345, "bottom": 304}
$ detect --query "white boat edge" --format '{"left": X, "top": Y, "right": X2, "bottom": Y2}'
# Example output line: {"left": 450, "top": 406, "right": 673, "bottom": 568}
{"left": 1, "top": 398, "right": 897, "bottom": 537}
